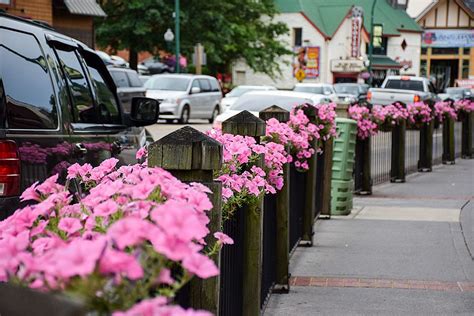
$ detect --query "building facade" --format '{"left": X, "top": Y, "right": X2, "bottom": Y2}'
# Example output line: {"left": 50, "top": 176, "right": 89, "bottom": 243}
{"left": 416, "top": 0, "right": 474, "bottom": 89}
{"left": 0, "top": 0, "right": 105, "bottom": 47}
{"left": 232, "top": 0, "right": 422, "bottom": 88}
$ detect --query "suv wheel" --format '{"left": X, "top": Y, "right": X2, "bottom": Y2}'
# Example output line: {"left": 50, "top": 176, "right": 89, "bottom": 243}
{"left": 209, "top": 106, "right": 219, "bottom": 124}
{"left": 178, "top": 105, "right": 190, "bottom": 124}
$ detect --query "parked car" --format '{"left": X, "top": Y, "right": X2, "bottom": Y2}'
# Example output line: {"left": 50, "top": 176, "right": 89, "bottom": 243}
{"left": 108, "top": 68, "right": 147, "bottom": 114}
{"left": 139, "top": 75, "right": 152, "bottom": 85}
{"left": 95, "top": 50, "right": 127, "bottom": 68}
{"left": 0, "top": 13, "right": 159, "bottom": 219}
{"left": 438, "top": 87, "right": 472, "bottom": 101}
{"left": 145, "top": 74, "right": 222, "bottom": 123}
{"left": 334, "top": 83, "right": 369, "bottom": 104}
{"left": 220, "top": 85, "right": 276, "bottom": 112}
{"left": 368, "top": 76, "right": 439, "bottom": 105}
{"left": 293, "top": 83, "right": 338, "bottom": 102}
{"left": 213, "top": 90, "right": 332, "bottom": 128}
{"left": 140, "top": 57, "right": 174, "bottom": 75}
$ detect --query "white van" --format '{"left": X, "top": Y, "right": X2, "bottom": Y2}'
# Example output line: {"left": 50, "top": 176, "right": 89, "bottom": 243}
{"left": 145, "top": 74, "right": 222, "bottom": 123}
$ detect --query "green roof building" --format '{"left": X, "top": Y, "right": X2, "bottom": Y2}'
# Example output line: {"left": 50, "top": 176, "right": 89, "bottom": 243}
{"left": 232, "top": 0, "right": 422, "bottom": 88}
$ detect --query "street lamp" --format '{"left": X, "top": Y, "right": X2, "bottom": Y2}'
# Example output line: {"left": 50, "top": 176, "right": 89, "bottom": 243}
{"left": 164, "top": 28, "right": 174, "bottom": 53}
{"left": 368, "top": 0, "right": 377, "bottom": 87}
{"left": 174, "top": 0, "right": 180, "bottom": 73}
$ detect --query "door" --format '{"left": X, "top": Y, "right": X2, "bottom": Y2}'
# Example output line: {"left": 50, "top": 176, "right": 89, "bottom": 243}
{"left": 198, "top": 78, "right": 213, "bottom": 117}
{"left": 0, "top": 27, "right": 67, "bottom": 217}
{"left": 189, "top": 79, "right": 205, "bottom": 118}
{"left": 431, "top": 59, "right": 459, "bottom": 92}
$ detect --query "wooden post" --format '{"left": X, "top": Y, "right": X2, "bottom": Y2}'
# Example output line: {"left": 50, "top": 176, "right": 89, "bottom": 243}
{"left": 0, "top": 283, "right": 86, "bottom": 316}
{"left": 354, "top": 137, "right": 372, "bottom": 195}
{"left": 461, "top": 112, "right": 473, "bottom": 159}
{"left": 148, "top": 126, "right": 223, "bottom": 315}
{"left": 442, "top": 117, "right": 455, "bottom": 164}
{"left": 418, "top": 121, "right": 434, "bottom": 172}
{"left": 259, "top": 105, "right": 290, "bottom": 292}
{"left": 298, "top": 106, "right": 317, "bottom": 244}
{"left": 390, "top": 120, "right": 406, "bottom": 182}
{"left": 317, "top": 138, "right": 333, "bottom": 217}
{"left": 222, "top": 111, "right": 266, "bottom": 316}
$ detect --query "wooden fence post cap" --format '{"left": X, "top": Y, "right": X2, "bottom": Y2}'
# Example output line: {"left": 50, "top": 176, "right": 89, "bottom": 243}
{"left": 259, "top": 105, "right": 290, "bottom": 123}
{"left": 148, "top": 126, "right": 222, "bottom": 171}
{"left": 222, "top": 110, "right": 266, "bottom": 136}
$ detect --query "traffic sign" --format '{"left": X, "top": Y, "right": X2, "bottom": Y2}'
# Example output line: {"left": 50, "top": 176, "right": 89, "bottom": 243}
{"left": 295, "top": 69, "right": 306, "bottom": 82}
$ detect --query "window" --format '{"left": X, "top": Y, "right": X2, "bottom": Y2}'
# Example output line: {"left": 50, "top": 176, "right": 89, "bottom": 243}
{"left": 366, "top": 37, "right": 388, "bottom": 55}
{"left": 0, "top": 0, "right": 12, "bottom": 6}
{"left": 385, "top": 79, "right": 424, "bottom": 92}
{"left": 293, "top": 28, "right": 302, "bottom": 47}
{"left": 144, "top": 77, "right": 190, "bottom": 91}
{"left": 209, "top": 79, "right": 220, "bottom": 92}
{"left": 421, "top": 47, "right": 428, "bottom": 55}
{"left": 110, "top": 71, "right": 129, "bottom": 88}
{"left": 0, "top": 28, "right": 58, "bottom": 129}
{"left": 191, "top": 80, "right": 200, "bottom": 91}
{"left": 462, "top": 59, "right": 469, "bottom": 79}
{"left": 198, "top": 79, "right": 211, "bottom": 92}
{"left": 55, "top": 48, "right": 96, "bottom": 123}
{"left": 126, "top": 71, "right": 143, "bottom": 87}
{"left": 293, "top": 86, "right": 324, "bottom": 94}
{"left": 323, "top": 86, "right": 332, "bottom": 95}
{"left": 420, "top": 60, "right": 427, "bottom": 77}
{"left": 83, "top": 56, "right": 120, "bottom": 124}
{"left": 432, "top": 47, "right": 458, "bottom": 55}
{"left": 463, "top": 47, "right": 470, "bottom": 55}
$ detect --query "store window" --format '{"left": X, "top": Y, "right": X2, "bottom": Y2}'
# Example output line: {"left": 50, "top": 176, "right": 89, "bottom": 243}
{"left": 462, "top": 59, "right": 469, "bottom": 79}
{"left": 421, "top": 47, "right": 428, "bottom": 55}
{"left": 432, "top": 47, "right": 458, "bottom": 55}
{"left": 463, "top": 47, "right": 470, "bottom": 55}
{"left": 420, "top": 60, "right": 427, "bottom": 77}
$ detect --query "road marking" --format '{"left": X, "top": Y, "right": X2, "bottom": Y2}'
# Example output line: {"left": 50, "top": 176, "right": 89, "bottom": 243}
{"left": 290, "top": 276, "right": 474, "bottom": 292}
{"left": 354, "top": 206, "right": 460, "bottom": 222}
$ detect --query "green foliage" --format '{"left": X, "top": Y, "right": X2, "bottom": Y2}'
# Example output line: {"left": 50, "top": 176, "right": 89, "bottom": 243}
{"left": 95, "top": 0, "right": 290, "bottom": 77}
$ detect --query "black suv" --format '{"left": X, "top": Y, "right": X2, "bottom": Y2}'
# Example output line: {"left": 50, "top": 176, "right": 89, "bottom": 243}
{"left": 0, "top": 13, "right": 159, "bottom": 219}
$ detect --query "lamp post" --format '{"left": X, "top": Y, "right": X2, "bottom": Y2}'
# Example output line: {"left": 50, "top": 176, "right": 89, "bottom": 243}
{"left": 174, "top": 0, "right": 180, "bottom": 73}
{"left": 164, "top": 28, "right": 174, "bottom": 54}
{"left": 368, "top": 0, "right": 377, "bottom": 87}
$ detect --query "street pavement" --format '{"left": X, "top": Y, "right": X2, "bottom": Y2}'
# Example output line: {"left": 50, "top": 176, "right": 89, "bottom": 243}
{"left": 145, "top": 120, "right": 212, "bottom": 141}
{"left": 264, "top": 159, "right": 474, "bottom": 315}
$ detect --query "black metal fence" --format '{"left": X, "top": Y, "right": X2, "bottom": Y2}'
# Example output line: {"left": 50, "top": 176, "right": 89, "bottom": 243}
{"left": 219, "top": 207, "right": 245, "bottom": 316}
{"left": 261, "top": 194, "right": 277, "bottom": 309}
{"left": 289, "top": 165, "right": 306, "bottom": 253}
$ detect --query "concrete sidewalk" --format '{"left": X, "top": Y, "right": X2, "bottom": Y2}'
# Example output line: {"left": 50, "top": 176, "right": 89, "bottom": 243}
{"left": 264, "top": 159, "right": 474, "bottom": 315}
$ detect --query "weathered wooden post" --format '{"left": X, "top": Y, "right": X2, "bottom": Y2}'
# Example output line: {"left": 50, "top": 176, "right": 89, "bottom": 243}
{"left": 390, "top": 120, "right": 406, "bottom": 182}
{"left": 259, "top": 105, "right": 290, "bottom": 292}
{"left": 442, "top": 117, "right": 456, "bottom": 164}
{"left": 461, "top": 111, "right": 473, "bottom": 159}
{"left": 418, "top": 121, "right": 434, "bottom": 171}
{"left": 300, "top": 106, "right": 318, "bottom": 243}
{"left": 0, "top": 283, "right": 86, "bottom": 316}
{"left": 148, "top": 126, "right": 223, "bottom": 315}
{"left": 316, "top": 139, "right": 333, "bottom": 218}
{"left": 354, "top": 137, "right": 372, "bottom": 194}
{"left": 222, "top": 111, "right": 266, "bottom": 316}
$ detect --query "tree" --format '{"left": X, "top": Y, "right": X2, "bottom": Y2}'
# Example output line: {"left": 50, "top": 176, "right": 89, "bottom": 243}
{"left": 180, "top": 0, "right": 290, "bottom": 77}
{"left": 95, "top": 0, "right": 172, "bottom": 70}
{"left": 96, "top": 0, "right": 290, "bottom": 77}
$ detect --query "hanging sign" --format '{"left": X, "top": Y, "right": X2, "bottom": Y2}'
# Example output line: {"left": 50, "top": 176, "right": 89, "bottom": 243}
{"left": 422, "top": 29, "right": 474, "bottom": 48}
{"left": 292, "top": 46, "right": 320, "bottom": 79}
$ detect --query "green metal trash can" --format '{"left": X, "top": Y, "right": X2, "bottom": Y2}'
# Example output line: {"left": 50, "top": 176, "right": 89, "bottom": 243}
{"left": 332, "top": 118, "right": 357, "bottom": 180}
{"left": 331, "top": 118, "right": 357, "bottom": 215}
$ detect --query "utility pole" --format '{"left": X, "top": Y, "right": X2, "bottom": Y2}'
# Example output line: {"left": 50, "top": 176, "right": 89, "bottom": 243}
{"left": 175, "top": 0, "right": 180, "bottom": 73}
{"left": 368, "top": 0, "right": 377, "bottom": 87}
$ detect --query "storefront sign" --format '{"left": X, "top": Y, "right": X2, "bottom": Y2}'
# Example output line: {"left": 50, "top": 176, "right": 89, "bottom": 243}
{"left": 422, "top": 29, "right": 474, "bottom": 48}
{"left": 351, "top": 7, "right": 363, "bottom": 58}
{"left": 292, "top": 46, "right": 320, "bottom": 79}
{"left": 331, "top": 59, "right": 364, "bottom": 73}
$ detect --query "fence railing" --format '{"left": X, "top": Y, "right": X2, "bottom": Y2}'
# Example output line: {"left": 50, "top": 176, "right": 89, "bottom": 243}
{"left": 370, "top": 131, "right": 391, "bottom": 185}
{"left": 433, "top": 126, "right": 443, "bottom": 165}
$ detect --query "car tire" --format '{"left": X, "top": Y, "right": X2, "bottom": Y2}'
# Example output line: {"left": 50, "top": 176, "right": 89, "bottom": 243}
{"left": 178, "top": 105, "right": 190, "bottom": 124}
{"left": 165, "top": 119, "right": 174, "bottom": 124}
{"left": 209, "top": 106, "right": 219, "bottom": 124}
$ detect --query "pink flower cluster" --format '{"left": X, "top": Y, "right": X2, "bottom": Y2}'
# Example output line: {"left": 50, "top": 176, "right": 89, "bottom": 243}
{"left": 113, "top": 297, "right": 211, "bottom": 316}
{"left": 434, "top": 101, "right": 457, "bottom": 122}
{"left": 206, "top": 129, "right": 289, "bottom": 217}
{"left": 454, "top": 99, "right": 474, "bottom": 114}
{"left": 0, "top": 158, "right": 228, "bottom": 314}
{"left": 313, "top": 103, "right": 338, "bottom": 141}
{"left": 372, "top": 103, "right": 409, "bottom": 129}
{"left": 406, "top": 102, "right": 433, "bottom": 127}
{"left": 348, "top": 105, "right": 378, "bottom": 139}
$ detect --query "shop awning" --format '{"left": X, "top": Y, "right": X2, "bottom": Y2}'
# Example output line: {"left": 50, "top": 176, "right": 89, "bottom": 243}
{"left": 371, "top": 55, "right": 402, "bottom": 70}
{"left": 63, "top": 0, "right": 106, "bottom": 17}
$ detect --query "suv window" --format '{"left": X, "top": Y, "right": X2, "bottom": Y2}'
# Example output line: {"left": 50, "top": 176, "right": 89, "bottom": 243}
{"left": 82, "top": 54, "right": 121, "bottom": 124}
{"left": 209, "top": 79, "right": 220, "bottom": 92}
{"left": 55, "top": 48, "right": 97, "bottom": 123}
{"left": 0, "top": 28, "right": 58, "bottom": 129}
{"left": 126, "top": 71, "right": 143, "bottom": 88}
{"left": 110, "top": 70, "right": 129, "bottom": 88}
{"left": 198, "top": 79, "right": 211, "bottom": 92}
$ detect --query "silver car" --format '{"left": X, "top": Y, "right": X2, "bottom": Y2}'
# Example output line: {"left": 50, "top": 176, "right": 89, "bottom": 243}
{"left": 109, "top": 68, "right": 146, "bottom": 114}
{"left": 145, "top": 74, "right": 222, "bottom": 123}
